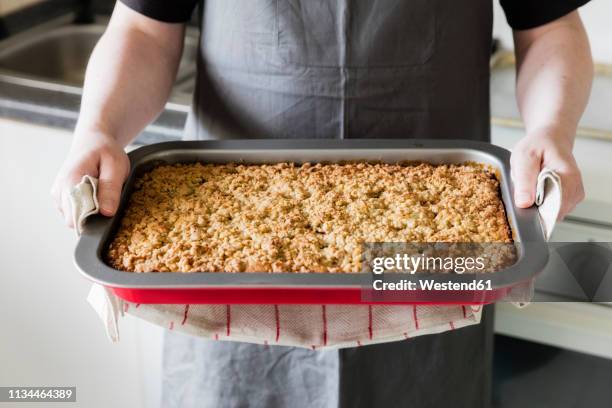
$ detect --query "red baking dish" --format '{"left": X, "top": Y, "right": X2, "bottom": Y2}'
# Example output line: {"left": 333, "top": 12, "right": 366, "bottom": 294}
{"left": 74, "top": 139, "right": 549, "bottom": 305}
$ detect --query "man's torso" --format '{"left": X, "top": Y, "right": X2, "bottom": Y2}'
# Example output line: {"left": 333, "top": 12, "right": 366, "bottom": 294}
{"left": 186, "top": 0, "right": 493, "bottom": 141}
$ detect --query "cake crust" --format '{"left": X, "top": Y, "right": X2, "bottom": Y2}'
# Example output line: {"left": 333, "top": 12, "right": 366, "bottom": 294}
{"left": 105, "top": 162, "right": 513, "bottom": 273}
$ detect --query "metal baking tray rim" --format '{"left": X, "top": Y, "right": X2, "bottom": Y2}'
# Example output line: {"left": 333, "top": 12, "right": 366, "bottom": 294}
{"left": 74, "top": 139, "right": 549, "bottom": 290}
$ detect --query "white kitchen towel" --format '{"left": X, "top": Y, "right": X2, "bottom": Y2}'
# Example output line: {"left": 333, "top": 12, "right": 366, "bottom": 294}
{"left": 122, "top": 302, "right": 483, "bottom": 349}
{"left": 535, "top": 167, "right": 563, "bottom": 240}
{"left": 70, "top": 175, "right": 99, "bottom": 236}
{"left": 71, "top": 169, "right": 560, "bottom": 348}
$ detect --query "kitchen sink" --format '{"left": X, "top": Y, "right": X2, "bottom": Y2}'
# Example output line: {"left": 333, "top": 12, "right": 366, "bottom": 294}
{"left": 0, "top": 22, "right": 198, "bottom": 97}
{"left": 0, "top": 17, "right": 196, "bottom": 142}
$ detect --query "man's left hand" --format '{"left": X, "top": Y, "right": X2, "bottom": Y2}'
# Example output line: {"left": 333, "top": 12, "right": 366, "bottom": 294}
{"left": 510, "top": 128, "right": 585, "bottom": 220}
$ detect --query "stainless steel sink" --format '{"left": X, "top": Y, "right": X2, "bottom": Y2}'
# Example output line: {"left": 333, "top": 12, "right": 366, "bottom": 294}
{"left": 0, "top": 22, "right": 197, "bottom": 98}
{"left": 0, "top": 17, "right": 195, "bottom": 142}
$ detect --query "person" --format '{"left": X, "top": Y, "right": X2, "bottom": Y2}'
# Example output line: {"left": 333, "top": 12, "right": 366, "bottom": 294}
{"left": 52, "top": 1, "right": 593, "bottom": 407}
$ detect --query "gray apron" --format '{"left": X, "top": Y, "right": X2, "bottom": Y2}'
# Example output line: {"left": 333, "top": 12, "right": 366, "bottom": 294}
{"left": 167, "top": 0, "right": 494, "bottom": 406}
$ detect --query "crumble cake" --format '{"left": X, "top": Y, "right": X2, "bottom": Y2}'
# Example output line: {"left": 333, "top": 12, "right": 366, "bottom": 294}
{"left": 105, "top": 162, "right": 513, "bottom": 273}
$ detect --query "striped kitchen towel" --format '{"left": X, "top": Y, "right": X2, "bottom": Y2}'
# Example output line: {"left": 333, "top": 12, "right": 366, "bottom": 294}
{"left": 73, "top": 169, "right": 559, "bottom": 348}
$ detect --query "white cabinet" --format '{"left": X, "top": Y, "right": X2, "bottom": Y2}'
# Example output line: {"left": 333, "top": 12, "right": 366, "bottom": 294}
{"left": 552, "top": 220, "right": 612, "bottom": 242}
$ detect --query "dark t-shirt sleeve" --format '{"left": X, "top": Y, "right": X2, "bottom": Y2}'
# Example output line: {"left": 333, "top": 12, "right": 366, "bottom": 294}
{"left": 500, "top": 0, "right": 591, "bottom": 30}
{"left": 120, "top": 0, "right": 198, "bottom": 23}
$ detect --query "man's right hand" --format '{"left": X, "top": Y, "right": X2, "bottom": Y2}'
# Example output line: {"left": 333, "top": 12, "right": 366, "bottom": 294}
{"left": 51, "top": 133, "right": 130, "bottom": 228}
{"left": 49, "top": 2, "right": 186, "bottom": 228}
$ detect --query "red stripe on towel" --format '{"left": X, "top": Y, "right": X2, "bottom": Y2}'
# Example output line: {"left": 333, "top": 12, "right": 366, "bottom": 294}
{"left": 274, "top": 305, "right": 280, "bottom": 342}
{"left": 226, "top": 305, "right": 231, "bottom": 336}
{"left": 322, "top": 305, "right": 328, "bottom": 346}
{"left": 368, "top": 305, "right": 373, "bottom": 339}
{"left": 413, "top": 305, "right": 419, "bottom": 330}
{"left": 462, "top": 305, "right": 467, "bottom": 318}
{"left": 181, "top": 304, "right": 190, "bottom": 325}
{"left": 169, "top": 321, "right": 174, "bottom": 330}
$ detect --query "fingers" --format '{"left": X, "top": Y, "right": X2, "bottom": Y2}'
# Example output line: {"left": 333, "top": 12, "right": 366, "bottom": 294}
{"left": 60, "top": 188, "right": 75, "bottom": 228}
{"left": 50, "top": 182, "right": 70, "bottom": 227}
{"left": 511, "top": 135, "right": 585, "bottom": 220}
{"left": 98, "top": 152, "right": 129, "bottom": 216}
{"left": 50, "top": 181, "right": 62, "bottom": 215}
{"left": 51, "top": 170, "right": 82, "bottom": 228}
{"left": 556, "top": 158, "right": 585, "bottom": 220}
{"left": 51, "top": 136, "right": 130, "bottom": 228}
{"left": 511, "top": 147, "right": 542, "bottom": 208}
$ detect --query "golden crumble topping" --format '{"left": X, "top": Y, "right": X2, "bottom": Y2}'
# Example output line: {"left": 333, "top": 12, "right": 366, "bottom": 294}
{"left": 105, "top": 162, "right": 512, "bottom": 273}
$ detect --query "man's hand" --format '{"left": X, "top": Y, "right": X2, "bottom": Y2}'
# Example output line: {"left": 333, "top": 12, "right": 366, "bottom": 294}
{"left": 51, "top": 133, "right": 129, "bottom": 227}
{"left": 50, "top": 2, "right": 186, "bottom": 228}
{"left": 512, "top": 10, "right": 593, "bottom": 220}
{"left": 510, "top": 127, "right": 584, "bottom": 220}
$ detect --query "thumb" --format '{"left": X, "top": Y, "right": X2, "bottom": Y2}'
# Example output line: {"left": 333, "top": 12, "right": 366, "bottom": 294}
{"left": 511, "top": 149, "right": 541, "bottom": 208}
{"left": 98, "top": 154, "right": 128, "bottom": 216}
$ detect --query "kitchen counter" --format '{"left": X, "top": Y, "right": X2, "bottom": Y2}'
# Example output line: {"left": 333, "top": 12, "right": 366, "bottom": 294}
{"left": 0, "top": 76, "right": 189, "bottom": 144}
{"left": 496, "top": 301, "right": 612, "bottom": 360}
{"left": 0, "top": 15, "right": 194, "bottom": 145}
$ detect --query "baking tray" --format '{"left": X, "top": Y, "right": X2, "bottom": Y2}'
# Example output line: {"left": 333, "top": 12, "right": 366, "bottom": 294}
{"left": 74, "top": 139, "right": 549, "bottom": 304}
